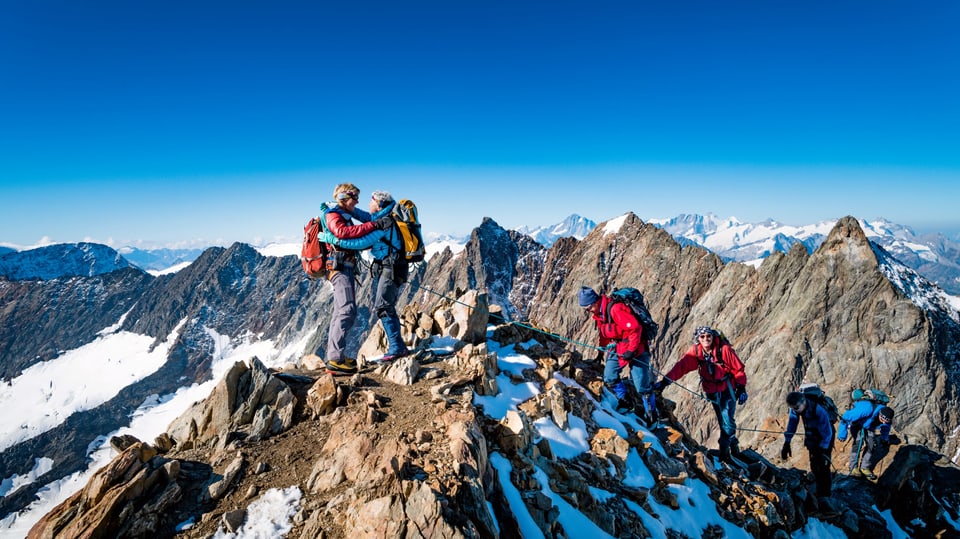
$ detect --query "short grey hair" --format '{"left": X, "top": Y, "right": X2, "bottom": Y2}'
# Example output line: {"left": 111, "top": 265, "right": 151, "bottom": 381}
{"left": 371, "top": 190, "right": 394, "bottom": 206}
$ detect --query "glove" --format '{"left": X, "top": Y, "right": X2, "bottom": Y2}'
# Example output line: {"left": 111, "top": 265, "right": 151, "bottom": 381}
{"left": 780, "top": 442, "right": 791, "bottom": 460}
{"left": 888, "top": 434, "right": 901, "bottom": 445}
{"left": 837, "top": 432, "right": 847, "bottom": 442}
{"left": 593, "top": 349, "right": 604, "bottom": 363}
{"left": 735, "top": 386, "right": 748, "bottom": 405}
{"left": 620, "top": 350, "right": 635, "bottom": 363}
{"left": 653, "top": 379, "right": 667, "bottom": 392}
{"left": 374, "top": 215, "right": 394, "bottom": 231}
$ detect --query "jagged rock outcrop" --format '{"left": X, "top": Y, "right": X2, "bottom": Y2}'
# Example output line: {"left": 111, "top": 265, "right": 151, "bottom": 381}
{"left": 403, "top": 218, "right": 546, "bottom": 321}
{"left": 166, "top": 357, "right": 296, "bottom": 450}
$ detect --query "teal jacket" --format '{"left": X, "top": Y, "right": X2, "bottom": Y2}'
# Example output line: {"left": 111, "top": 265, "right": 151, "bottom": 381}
{"left": 320, "top": 201, "right": 401, "bottom": 259}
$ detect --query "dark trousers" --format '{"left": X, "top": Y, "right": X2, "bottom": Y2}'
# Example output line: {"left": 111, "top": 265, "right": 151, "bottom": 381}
{"left": 861, "top": 430, "right": 890, "bottom": 471}
{"left": 807, "top": 440, "right": 835, "bottom": 497}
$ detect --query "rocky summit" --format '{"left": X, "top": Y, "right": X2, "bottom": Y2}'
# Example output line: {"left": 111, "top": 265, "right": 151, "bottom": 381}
{"left": 26, "top": 294, "right": 960, "bottom": 538}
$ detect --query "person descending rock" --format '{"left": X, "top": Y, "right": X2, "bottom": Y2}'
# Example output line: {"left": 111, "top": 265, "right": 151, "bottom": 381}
{"left": 578, "top": 286, "right": 658, "bottom": 425}
{"left": 320, "top": 183, "right": 394, "bottom": 375}
{"left": 782, "top": 391, "right": 835, "bottom": 497}
{"left": 838, "top": 396, "right": 895, "bottom": 481}
{"left": 654, "top": 326, "right": 748, "bottom": 461}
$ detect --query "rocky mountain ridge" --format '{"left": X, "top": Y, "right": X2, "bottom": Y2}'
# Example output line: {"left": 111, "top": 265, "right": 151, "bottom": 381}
{"left": 2, "top": 213, "right": 959, "bottom": 536}
{"left": 24, "top": 297, "right": 960, "bottom": 538}
{"left": 516, "top": 214, "right": 597, "bottom": 247}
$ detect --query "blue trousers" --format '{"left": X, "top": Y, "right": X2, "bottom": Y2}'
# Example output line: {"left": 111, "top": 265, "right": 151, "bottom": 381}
{"left": 708, "top": 387, "right": 739, "bottom": 455}
{"left": 603, "top": 351, "right": 653, "bottom": 397}
{"left": 371, "top": 260, "right": 407, "bottom": 355}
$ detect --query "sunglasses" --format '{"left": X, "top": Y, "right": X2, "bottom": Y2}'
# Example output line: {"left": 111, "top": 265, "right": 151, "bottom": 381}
{"left": 338, "top": 191, "right": 359, "bottom": 202}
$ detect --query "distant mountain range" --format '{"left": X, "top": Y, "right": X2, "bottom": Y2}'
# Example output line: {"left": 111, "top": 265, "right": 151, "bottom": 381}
{"left": 515, "top": 214, "right": 596, "bottom": 246}
{"left": 0, "top": 243, "right": 132, "bottom": 280}
{"left": 116, "top": 246, "right": 206, "bottom": 275}
{"left": 3, "top": 213, "right": 959, "bottom": 295}
{"left": 648, "top": 214, "right": 960, "bottom": 295}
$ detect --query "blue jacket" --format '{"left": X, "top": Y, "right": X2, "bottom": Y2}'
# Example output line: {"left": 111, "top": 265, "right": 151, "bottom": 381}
{"left": 318, "top": 202, "right": 400, "bottom": 259}
{"left": 785, "top": 401, "right": 833, "bottom": 450}
{"left": 838, "top": 400, "right": 892, "bottom": 442}
{"left": 368, "top": 202, "right": 403, "bottom": 261}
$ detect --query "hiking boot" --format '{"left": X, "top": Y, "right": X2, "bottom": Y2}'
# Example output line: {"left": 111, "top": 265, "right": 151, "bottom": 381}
{"left": 861, "top": 469, "right": 877, "bottom": 480}
{"left": 849, "top": 468, "right": 865, "bottom": 478}
{"left": 326, "top": 358, "right": 358, "bottom": 375}
{"left": 381, "top": 349, "right": 410, "bottom": 362}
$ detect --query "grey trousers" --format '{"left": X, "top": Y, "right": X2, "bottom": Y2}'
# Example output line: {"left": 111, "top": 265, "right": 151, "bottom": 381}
{"left": 325, "top": 270, "right": 356, "bottom": 362}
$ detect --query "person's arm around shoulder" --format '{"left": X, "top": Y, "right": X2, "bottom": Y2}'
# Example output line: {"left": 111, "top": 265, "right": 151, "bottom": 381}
{"left": 326, "top": 209, "right": 377, "bottom": 239}
{"left": 350, "top": 207, "right": 374, "bottom": 223}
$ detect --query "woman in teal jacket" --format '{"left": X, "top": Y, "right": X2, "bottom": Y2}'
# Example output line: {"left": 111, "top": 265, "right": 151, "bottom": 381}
{"left": 320, "top": 192, "right": 408, "bottom": 361}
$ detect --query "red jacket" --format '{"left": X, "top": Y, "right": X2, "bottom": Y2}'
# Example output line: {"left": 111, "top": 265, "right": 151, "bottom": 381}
{"left": 325, "top": 206, "right": 377, "bottom": 247}
{"left": 664, "top": 340, "right": 747, "bottom": 394}
{"left": 590, "top": 296, "right": 647, "bottom": 367}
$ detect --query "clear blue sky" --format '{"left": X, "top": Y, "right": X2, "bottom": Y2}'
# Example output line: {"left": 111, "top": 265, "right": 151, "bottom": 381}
{"left": 3, "top": 1, "right": 959, "bottom": 248}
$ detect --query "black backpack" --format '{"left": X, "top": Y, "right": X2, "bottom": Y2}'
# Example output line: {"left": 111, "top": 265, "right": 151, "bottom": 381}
{"left": 605, "top": 287, "right": 659, "bottom": 344}
{"left": 799, "top": 382, "right": 839, "bottom": 424}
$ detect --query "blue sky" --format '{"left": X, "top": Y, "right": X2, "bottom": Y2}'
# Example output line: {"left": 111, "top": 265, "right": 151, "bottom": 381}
{"left": 2, "top": 1, "right": 959, "bottom": 248}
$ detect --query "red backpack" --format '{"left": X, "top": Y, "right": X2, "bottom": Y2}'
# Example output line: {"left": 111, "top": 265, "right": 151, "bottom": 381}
{"left": 300, "top": 217, "right": 329, "bottom": 280}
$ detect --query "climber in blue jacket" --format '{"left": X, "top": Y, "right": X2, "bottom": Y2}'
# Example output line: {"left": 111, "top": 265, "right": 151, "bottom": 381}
{"left": 838, "top": 398, "right": 894, "bottom": 480}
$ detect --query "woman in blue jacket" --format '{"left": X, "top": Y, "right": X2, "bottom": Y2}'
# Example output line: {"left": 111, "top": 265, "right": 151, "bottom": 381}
{"left": 838, "top": 399, "right": 894, "bottom": 480}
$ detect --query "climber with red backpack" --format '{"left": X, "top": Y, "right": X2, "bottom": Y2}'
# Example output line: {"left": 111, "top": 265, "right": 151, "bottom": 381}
{"left": 654, "top": 326, "right": 748, "bottom": 462}
{"left": 579, "top": 286, "right": 658, "bottom": 426}
{"left": 317, "top": 183, "right": 393, "bottom": 375}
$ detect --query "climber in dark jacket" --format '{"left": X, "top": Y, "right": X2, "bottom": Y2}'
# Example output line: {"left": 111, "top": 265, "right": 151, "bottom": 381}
{"left": 782, "top": 391, "right": 835, "bottom": 497}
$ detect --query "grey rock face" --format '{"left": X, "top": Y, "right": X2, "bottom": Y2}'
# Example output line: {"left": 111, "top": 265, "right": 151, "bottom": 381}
{"left": 408, "top": 214, "right": 960, "bottom": 461}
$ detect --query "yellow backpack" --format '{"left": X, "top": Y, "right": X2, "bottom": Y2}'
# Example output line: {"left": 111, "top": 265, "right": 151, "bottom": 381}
{"left": 391, "top": 199, "right": 425, "bottom": 263}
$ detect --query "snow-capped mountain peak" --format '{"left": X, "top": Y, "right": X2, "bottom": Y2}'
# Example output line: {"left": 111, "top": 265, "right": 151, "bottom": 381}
{"left": 516, "top": 214, "right": 596, "bottom": 246}
{"left": 0, "top": 242, "right": 133, "bottom": 280}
